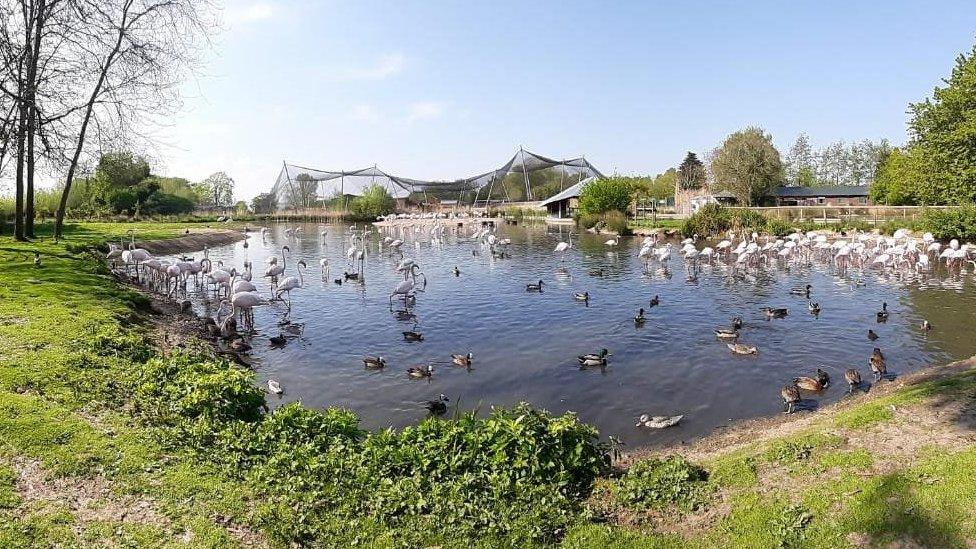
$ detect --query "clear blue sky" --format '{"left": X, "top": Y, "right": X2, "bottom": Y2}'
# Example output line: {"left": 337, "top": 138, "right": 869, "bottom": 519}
{"left": 158, "top": 0, "right": 976, "bottom": 200}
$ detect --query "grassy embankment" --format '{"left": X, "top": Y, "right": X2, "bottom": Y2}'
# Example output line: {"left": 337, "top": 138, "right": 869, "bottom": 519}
{"left": 1, "top": 220, "right": 974, "bottom": 547}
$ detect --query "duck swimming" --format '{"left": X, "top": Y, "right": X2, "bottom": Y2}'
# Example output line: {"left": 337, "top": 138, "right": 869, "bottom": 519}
{"left": 403, "top": 331, "right": 424, "bottom": 342}
{"left": 714, "top": 327, "right": 739, "bottom": 340}
{"left": 636, "top": 414, "right": 684, "bottom": 429}
{"left": 363, "top": 356, "right": 386, "bottom": 369}
{"left": 451, "top": 352, "right": 473, "bottom": 366}
{"left": 868, "top": 329, "right": 879, "bottom": 341}
{"left": 790, "top": 284, "right": 812, "bottom": 296}
{"left": 808, "top": 301, "right": 821, "bottom": 314}
{"left": 877, "top": 302, "right": 889, "bottom": 321}
{"left": 526, "top": 280, "right": 544, "bottom": 292}
{"left": 578, "top": 348, "right": 610, "bottom": 367}
{"left": 815, "top": 368, "right": 830, "bottom": 388}
{"left": 574, "top": 292, "right": 590, "bottom": 302}
{"left": 634, "top": 308, "right": 646, "bottom": 325}
{"left": 267, "top": 379, "right": 283, "bottom": 395}
{"left": 727, "top": 342, "right": 757, "bottom": 355}
{"left": 762, "top": 307, "right": 789, "bottom": 319}
{"left": 731, "top": 316, "right": 743, "bottom": 330}
{"left": 844, "top": 368, "right": 862, "bottom": 393}
{"left": 269, "top": 334, "right": 287, "bottom": 346}
{"left": 649, "top": 295, "right": 660, "bottom": 307}
{"left": 781, "top": 384, "right": 801, "bottom": 414}
{"left": 423, "top": 394, "right": 449, "bottom": 415}
{"left": 453, "top": 266, "right": 460, "bottom": 277}
{"left": 921, "top": 319, "right": 932, "bottom": 332}
{"left": 588, "top": 268, "right": 604, "bottom": 276}
{"left": 407, "top": 364, "right": 434, "bottom": 378}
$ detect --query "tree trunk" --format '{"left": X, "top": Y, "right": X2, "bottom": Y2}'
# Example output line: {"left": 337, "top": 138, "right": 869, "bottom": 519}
{"left": 25, "top": 108, "right": 36, "bottom": 238}
{"left": 14, "top": 101, "right": 26, "bottom": 241}
{"left": 25, "top": 0, "right": 46, "bottom": 239}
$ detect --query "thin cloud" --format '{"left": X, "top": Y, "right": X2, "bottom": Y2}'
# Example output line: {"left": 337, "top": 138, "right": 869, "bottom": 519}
{"left": 226, "top": 2, "right": 275, "bottom": 24}
{"left": 349, "top": 104, "right": 381, "bottom": 123}
{"left": 405, "top": 101, "right": 445, "bottom": 122}
{"left": 333, "top": 53, "right": 405, "bottom": 81}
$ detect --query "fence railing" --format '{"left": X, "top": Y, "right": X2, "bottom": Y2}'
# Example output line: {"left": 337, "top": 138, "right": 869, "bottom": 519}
{"left": 731, "top": 205, "right": 953, "bottom": 225}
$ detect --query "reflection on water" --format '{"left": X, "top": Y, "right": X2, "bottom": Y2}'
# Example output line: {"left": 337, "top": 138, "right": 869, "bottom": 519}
{"left": 179, "top": 222, "right": 976, "bottom": 448}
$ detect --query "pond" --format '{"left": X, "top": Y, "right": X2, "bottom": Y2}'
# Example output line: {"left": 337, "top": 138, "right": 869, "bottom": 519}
{"left": 180, "top": 222, "right": 976, "bottom": 448}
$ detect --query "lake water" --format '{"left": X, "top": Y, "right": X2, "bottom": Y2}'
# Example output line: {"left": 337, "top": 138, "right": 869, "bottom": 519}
{"left": 180, "top": 222, "right": 976, "bottom": 448}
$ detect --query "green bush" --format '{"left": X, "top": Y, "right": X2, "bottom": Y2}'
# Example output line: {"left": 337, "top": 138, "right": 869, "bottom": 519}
{"left": 348, "top": 184, "right": 396, "bottom": 221}
{"left": 919, "top": 206, "right": 976, "bottom": 240}
{"left": 578, "top": 177, "right": 633, "bottom": 215}
{"left": 601, "top": 210, "right": 632, "bottom": 235}
{"left": 616, "top": 455, "right": 712, "bottom": 512}
{"left": 576, "top": 212, "right": 601, "bottom": 229}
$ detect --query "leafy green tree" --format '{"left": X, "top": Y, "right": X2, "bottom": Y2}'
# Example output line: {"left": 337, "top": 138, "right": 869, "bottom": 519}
{"left": 251, "top": 193, "right": 276, "bottom": 214}
{"left": 870, "top": 147, "right": 929, "bottom": 205}
{"left": 350, "top": 184, "right": 396, "bottom": 220}
{"left": 710, "top": 127, "right": 784, "bottom": 206}
{"left": 195, "top": 172, "right": 235, "bottom": 209}
{"left": 651, "top": 168, "right": 678, "bottom": 200}
{"left": 578, "top": 177, "right": 633, "bottom": 215}
{"left": 903, "top": 43, "right": 976, "bottom": 204}
{"left": 785, "top": 133, "right": 816, "bottom": 186}
{"left": 292, "top": 173, "right": 319, "bottom": 208}
{"left": 677, "top": 152, "right": 706, "bottom": 190}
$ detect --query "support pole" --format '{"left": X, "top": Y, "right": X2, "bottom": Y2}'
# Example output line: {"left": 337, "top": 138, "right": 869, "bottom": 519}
{"left": 519, "top": 146, "right": 532, "bottom": 202}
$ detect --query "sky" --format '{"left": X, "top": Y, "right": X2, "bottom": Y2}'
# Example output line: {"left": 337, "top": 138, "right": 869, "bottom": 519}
{"left": 152, "top": 0, "right": 976, "bottom": 201}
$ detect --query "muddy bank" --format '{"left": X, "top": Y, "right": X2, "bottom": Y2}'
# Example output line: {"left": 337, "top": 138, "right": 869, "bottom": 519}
{"left": 134, "top": 229, "right": 244, "bottom": 256}
{"left": 619, "top": 355, "right": 976, "bottom": 466}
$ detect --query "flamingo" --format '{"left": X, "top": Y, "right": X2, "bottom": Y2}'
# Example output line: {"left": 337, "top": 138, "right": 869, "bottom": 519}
{"left": 276, "top": 260, "right": 307, "bottom": 307}
{"left": 554, "top": 232, "right": 572, "bottom": 261}
{"left": 226, "top": 291, "right": 268, "bottom": 331}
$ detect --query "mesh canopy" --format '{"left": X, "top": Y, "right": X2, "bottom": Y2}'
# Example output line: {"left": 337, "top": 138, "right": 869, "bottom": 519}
{"left": 270, "top": 149, "right": 603, "bottom": 210}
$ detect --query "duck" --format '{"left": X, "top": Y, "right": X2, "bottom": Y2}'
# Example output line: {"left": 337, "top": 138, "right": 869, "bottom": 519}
{"left": 868, "top": 329, "right": 879, "bottom": 341}
{"left": 808, "top": 301, "right": 821, "bottom": 314}
{"left": 267, "top": 379, "right": 283, "bottom": 395}
{"left": 877, "top": 302, "right": 889, "bottom": 321}
{"left": 228, "top": 337, "right": 251, "bottom": 353}
{"left": 334, "top": 278, "right": 343, "bottom": 285}
{"left": 578, "top": 348, "right": 610, "bottom": 367}
{"left": 269, "top": 334, "right": 287, "bottom": 346}
{"left": 588, "top": 268, "right": 604, "bottom": 276}
{"left": 423, "top": 394, "right": 449, "bottom": 415}
{"left": 790, "top": 284, "right": 812, "bottom": 296}
{"left": 762, "top": 307, "right": 789, "bottom": 319}
{"left": 33, "top": 252, "right": 41, "bottom": 268}
{"left": 453, "top": 266, "right": 460, "bottom": 277}
{"left": 403, "top": 330, "right": 424, "bottom": 342}
{"left": 781, "top": 385, "right": 801, "bottom": 414}
{"left": 574, "top": 292, "right": 590, "bottom": 302}
{"left": 727, "top": 342, "right": 757, "bottom": 355}
{"left": 363, "top": 356, "right": 386, "bottom": 369}
{"left": 793, "top": 376, "right": 824, "bottom": 392}
{"left": 649, "top": 295, "right": 660, "bottom": 307}
{"left": 407, "top": 364, "right": 434, "bottom": 378}
{"left": 344, "top": 271, "right": 360, "bottom": 281}
{"left": 451, "top": 352, "right": 473, "bottom": 366}
{"left": 920, "top": 319, "right": 932, "bottom": 332}
{"left": 714, "top": 328, "right": 739, "bottom": 340}
{"left": 870, "top": 348, "right": 886, "bottom": 381}
{"left": 526, "top": 280, "right": 544, "bottom": 292}
{"left": 731, "top": 316, "right": 743, "bottom": 330}
{"left": 844, "top": 368, "right": 862, "bottom": 393}
{"left": 636, "top": 414, "right": 684, "bottom": 429}
{"left": 634, "top": 308, "right": 646, "bottom": 325}
{"left": 815, "top": 368, "right": 830, "bottom": 388}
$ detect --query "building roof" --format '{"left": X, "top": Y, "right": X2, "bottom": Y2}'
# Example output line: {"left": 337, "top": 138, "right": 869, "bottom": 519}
{"left": 773, "top": 185, "right": 868, "bottom": 198}
{"left": 538, "top": 177, "right": 595, "bottom": 207}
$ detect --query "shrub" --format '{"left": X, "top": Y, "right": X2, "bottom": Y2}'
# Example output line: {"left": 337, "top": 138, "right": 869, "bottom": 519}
{"left": 616, "top": 455, "right": 711, "bottom": 511}
{"left": 601, "top": 210, "right": 631, "bottom": 235}
{"left": 919, "top": 206, "right": 976, "bottom": 240}
{"left": 576, "top": 212, "right": 601, "bottom": 230}
{"left": 348, "top": 184, "right": 395, "bottom": 221}
{"left": 681, "top": 204, "right": 733, "bottom": 237}
{"left": 578, "top": 177, "right": 633, "bottom": 215}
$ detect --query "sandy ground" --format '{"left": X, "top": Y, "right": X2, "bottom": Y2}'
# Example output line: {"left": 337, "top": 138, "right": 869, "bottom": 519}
{"left": 134, "top": 229, "right": 244, "bottom": 256}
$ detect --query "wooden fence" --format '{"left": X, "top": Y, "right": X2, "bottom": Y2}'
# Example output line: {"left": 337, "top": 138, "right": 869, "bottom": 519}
{"left": 732, "top": 205, "right": 953, "bottom": 225}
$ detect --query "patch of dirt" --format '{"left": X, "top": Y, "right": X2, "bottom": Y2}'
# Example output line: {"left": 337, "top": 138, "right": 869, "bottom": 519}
{"left": 134, "top": 229, "right": 244, "bottom": 256}
{"left": 0, "top": 315, "right": 28, "bottom": 326}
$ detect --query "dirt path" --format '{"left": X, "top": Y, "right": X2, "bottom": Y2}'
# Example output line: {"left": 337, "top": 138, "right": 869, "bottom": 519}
{"left": 135, "top": 229, "right": 244, "bottom": 255}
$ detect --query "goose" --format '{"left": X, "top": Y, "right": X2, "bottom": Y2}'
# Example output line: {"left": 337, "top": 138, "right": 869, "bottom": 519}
{"left": 451, "top": 352, "right": 473, "bottom": 366}
{"left": 267, "top": 379, "right": 283, "bottom": 395}
{"left": 407, "top": 364, "right": 434, "bottom": 378}
{"left": 870, "top": 348, "right": 887, "bottom": 381}
{"left": 269, "top": 334, "right": 287, "bottom": 346}
{"left": 790, "top": 284, "right": 812, "bottom": 296}
{"left": 403, "top": 330, "right": 424, "bottom": 342}
{"left": 634, "top": 308, "right": 646, "bottom": 325}
{"left": 649, "top": 295, "right": 660, "bottom": 307}
{"left": 636, "top": 414, "right": 684, "bottom": 429}
{"left": 920, "top": 319, "right": 932, "bottom": 332}
{"left": 808, "top": 301, "right": 821, "bottom": 314}
{"left": 714, "top": 328, "right": 739, "bottom": 340}
{"left": 578, "top": 348, "right": 610, "bottom": 367}
{"left": 363, "top": 356, "right": 386, "bottom": 369}
{"left": 844, "top": 368, "right": 862, "bottom": 393}
{"left": 868, "top": 329, "right": 879, "bottom": 341}
{"left": 815, "top": 368, "right": 830, "bottom": 388}
{"left": 574, "top": 292, "right": 590, "bottom": 302}
{"left": 762, "top": 307, "right": 789, "bottom": 319}
{"left": 793, "top": 376, "right": 824, "bottom": 392}
{"left": 423, "top": 394, "right": 449, "bottom": 415}
{"left": 526, "top": 280, "right": 544, "bottom": 292}
{"left": 727, "top": 343, "right": 757, "bottom": 355}
{"left": 877, "top": 302, "right": 889, "bottom": 321}
{"left": 781, "top": 385, "right": 801, "bottom": 414}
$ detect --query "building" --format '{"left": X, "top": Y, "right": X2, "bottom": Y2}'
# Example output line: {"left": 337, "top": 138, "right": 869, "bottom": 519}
{"left": 771, "top": 186, "right": 870, "bottom": 206}
{"left": 539, "top": 178, "right": 593, "bottom": 219}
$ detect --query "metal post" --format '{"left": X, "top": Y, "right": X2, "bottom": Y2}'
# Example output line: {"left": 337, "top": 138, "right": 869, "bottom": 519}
{"left": 519, "top": 146, "right": 532, "bottom": 202}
